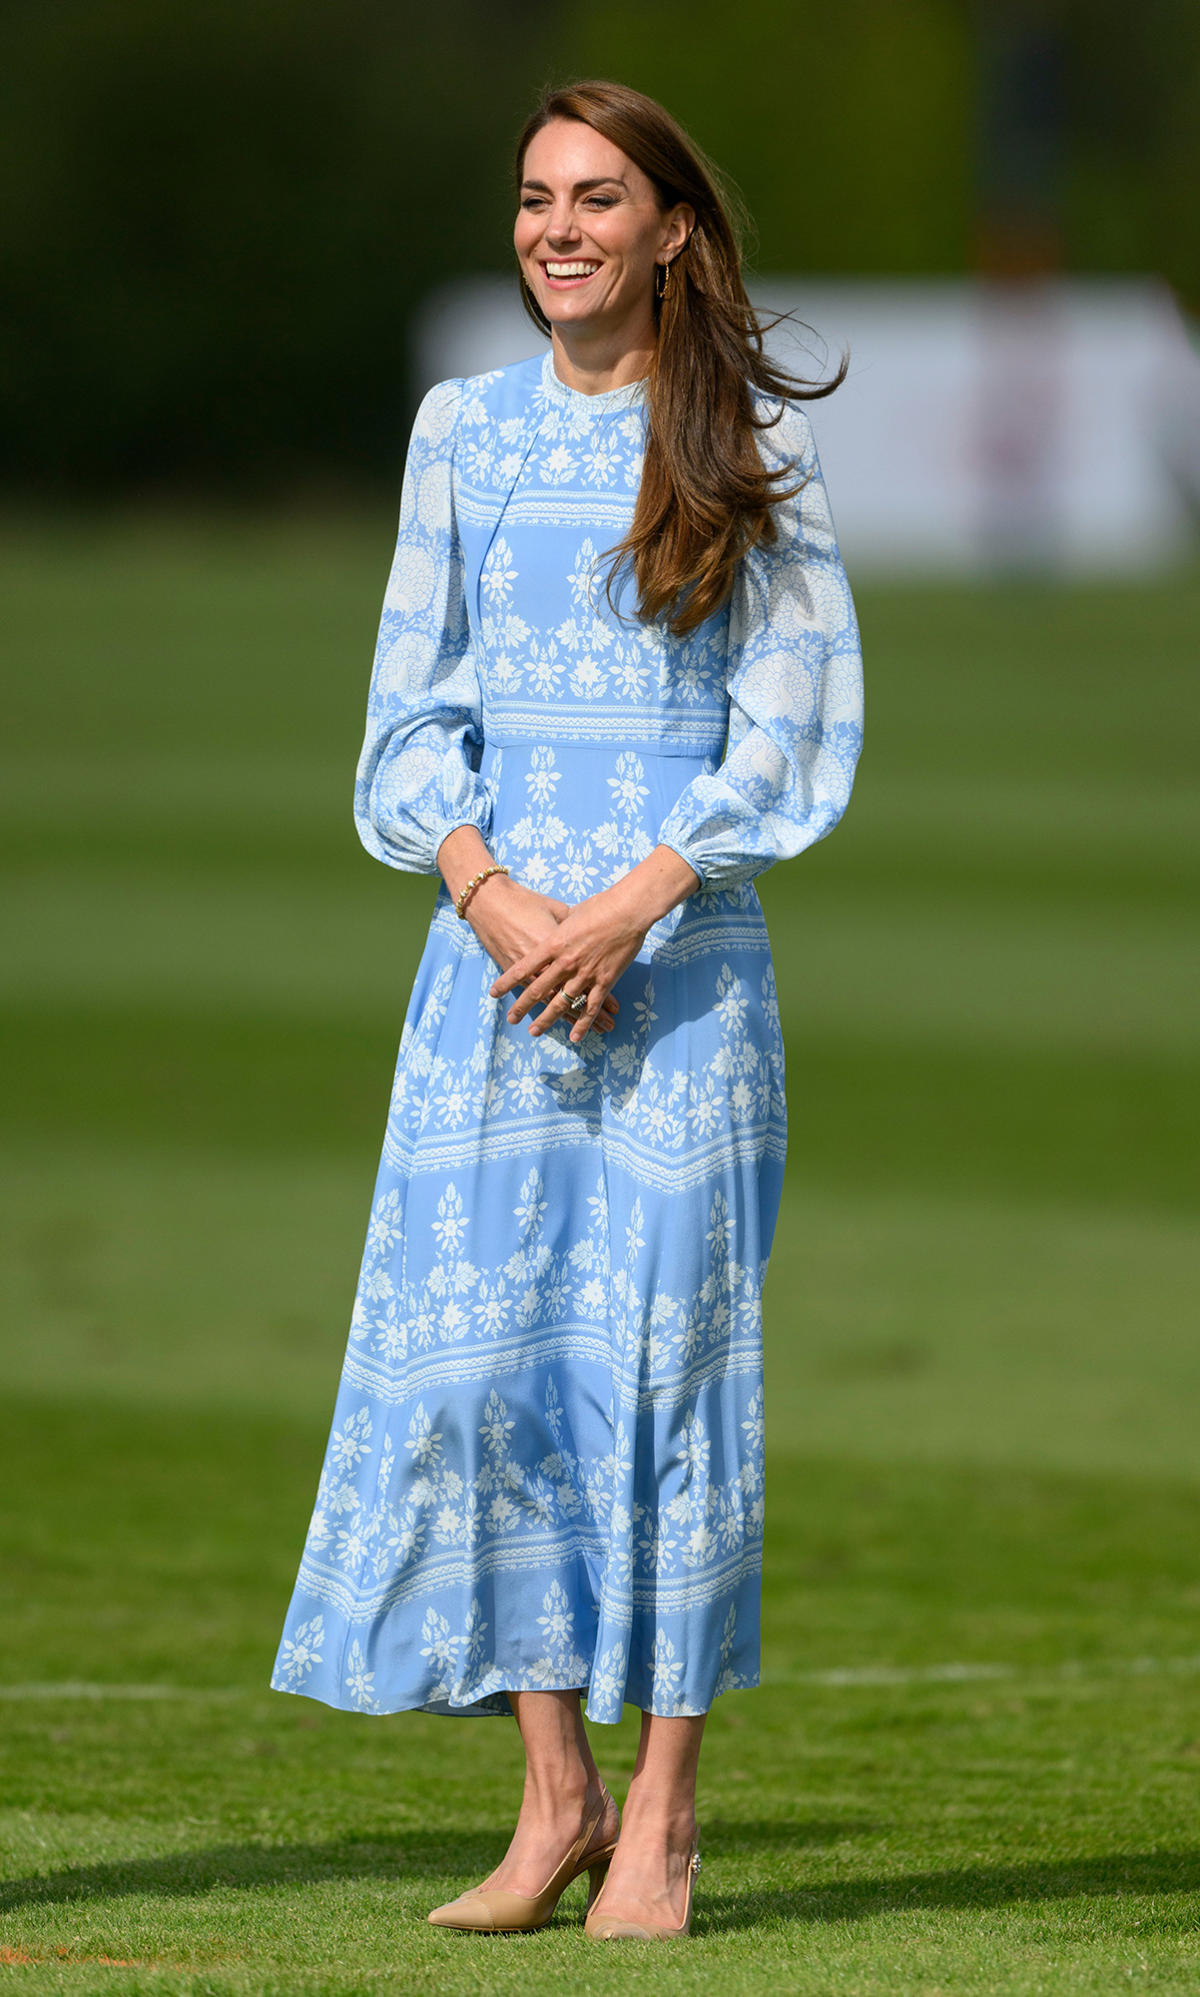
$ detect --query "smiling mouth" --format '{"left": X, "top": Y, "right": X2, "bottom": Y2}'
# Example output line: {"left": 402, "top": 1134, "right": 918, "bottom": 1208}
{"left": 541, "top": 261, "right": 602, "bottom": 287}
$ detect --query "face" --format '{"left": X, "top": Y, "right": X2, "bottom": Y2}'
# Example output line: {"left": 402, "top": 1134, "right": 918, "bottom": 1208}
{"left": 515, "top": 118, "right": 693, "bottom": 340}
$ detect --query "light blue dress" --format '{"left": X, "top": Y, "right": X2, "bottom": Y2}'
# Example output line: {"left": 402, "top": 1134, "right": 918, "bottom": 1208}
{"left": 271, "top": 349, "right": 863, "bottom": 1722}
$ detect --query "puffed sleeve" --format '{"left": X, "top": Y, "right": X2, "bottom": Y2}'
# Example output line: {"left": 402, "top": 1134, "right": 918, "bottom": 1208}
{"left": 353, "top": 376, "right": 494, "bottom": 875}
{"left": 655, "top": 399, "right": 864, "bottom": 891}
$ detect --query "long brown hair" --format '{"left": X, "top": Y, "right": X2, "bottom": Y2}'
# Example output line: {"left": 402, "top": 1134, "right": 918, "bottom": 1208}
{"left": 514, "top": 79, "right": 848, "bottom": 638}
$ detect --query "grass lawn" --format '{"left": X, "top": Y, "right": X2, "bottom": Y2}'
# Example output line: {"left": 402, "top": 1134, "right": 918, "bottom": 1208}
{"left": 1, "top": 514, "right": 1198, "bottom": 1993}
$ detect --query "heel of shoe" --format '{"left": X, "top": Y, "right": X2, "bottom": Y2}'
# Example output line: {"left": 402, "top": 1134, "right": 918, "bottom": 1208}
{"left": 678, "top": 1844, "right": 701, "bottom": 1936}
{"left": 585, "top": 1853, "right": 612, "bottom": 1915}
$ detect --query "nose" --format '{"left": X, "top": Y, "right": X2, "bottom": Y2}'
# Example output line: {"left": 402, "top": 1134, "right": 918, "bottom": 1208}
{"left": 544, "top": 201, "right": 582, "bottom": 245}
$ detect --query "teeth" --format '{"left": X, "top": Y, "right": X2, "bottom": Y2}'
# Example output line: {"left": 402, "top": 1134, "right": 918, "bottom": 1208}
{"left": 545, "top": 262, "right": 600, "bottom": 277}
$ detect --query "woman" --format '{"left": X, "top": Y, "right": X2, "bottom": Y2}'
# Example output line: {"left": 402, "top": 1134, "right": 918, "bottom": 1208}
{"left": 271, "top": 79, "right": 863, "bottom": 1940}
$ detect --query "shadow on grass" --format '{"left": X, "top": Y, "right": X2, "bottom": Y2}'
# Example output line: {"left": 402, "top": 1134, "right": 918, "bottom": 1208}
{"left": 0, "top": 1822, "right": 851, "bottom": 1917}
{"left": 696, "top": 1843, "right": 1200, "bottom": 1934}
{"left": 4, "top": 1830, "right": 1200, "bottom": 1929}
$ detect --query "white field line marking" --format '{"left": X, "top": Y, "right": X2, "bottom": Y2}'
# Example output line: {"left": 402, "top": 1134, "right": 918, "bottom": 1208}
{"left": 766, "top": 1654, "right": 1200, "bottom": 1688}
{"left": 0, "top": 1682, "right": 243, "bottom": 1702}
{"left": 775, "top": 1663, "right": 1013, "bottom": 1687}
{"left": 2, "top": 1656, "right": 1200, "bottom": 1701}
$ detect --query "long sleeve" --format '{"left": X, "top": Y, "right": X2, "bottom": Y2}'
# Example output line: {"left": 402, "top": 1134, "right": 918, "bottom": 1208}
{"left": 656, "top": 400, "right": 864, "bottom": 891}
{"left": 353, "top": 377, "right": 494, "bottom": 875}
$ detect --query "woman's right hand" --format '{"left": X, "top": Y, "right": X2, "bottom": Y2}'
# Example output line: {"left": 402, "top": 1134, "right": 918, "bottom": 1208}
{"left": 466, "top": 874, "right": 619, "bottom": 1035}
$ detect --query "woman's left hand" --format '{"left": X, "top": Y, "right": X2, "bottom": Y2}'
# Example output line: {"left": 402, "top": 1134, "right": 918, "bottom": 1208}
{"left": 489, "top": 878, "right": 650, "bottom": 1045}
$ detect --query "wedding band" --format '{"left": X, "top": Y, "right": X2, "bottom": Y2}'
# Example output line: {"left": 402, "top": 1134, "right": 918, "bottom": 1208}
{"left": 557, "top": 989, "right": 587, "bottom": 1014}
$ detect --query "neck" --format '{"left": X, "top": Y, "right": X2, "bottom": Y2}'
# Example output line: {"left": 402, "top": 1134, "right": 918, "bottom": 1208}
{"left": 549, "top": 321, "right": 656, "bottom": 397}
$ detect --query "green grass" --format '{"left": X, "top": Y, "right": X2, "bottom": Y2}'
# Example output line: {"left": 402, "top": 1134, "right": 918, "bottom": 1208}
{"left": 1, "top": 514, "right": 1198, "bottom": 1993}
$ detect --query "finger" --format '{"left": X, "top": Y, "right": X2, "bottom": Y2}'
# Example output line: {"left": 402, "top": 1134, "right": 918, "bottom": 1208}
{"left": 491, "top": 947, "right": 555, "bottom": 1001}
{"left": 509, "top": 964, "right": 571, "bottom": 1024}
{"left": 580, "top": 994, "right": 615, "bottom": 1034}
{"left": 527, "top": 980, "right": 585, "bottom": 1037}
{"left": 568, "top": 986, "right": 609, "bottom": 1046}
{"left": 490, "top": 962, "right": 534, "bottom": 998}
{"left": 527, "top": 977, "right": 617, "bottom": 1035}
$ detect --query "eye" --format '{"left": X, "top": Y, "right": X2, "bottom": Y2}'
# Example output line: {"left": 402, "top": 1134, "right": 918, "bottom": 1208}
{"left": 585, "top": 196, "right": 615, "bottom": 208}
{"left": 520, "top": 197, "right": 546, "bottom": 210}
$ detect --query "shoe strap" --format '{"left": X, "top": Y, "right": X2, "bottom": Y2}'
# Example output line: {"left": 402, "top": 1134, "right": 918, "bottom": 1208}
{"left": 569, "top": 1789, "right": 616, "bottom": 1875}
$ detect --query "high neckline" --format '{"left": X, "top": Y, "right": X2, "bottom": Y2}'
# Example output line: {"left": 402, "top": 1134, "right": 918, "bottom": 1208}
{"left": 540, "top": 348, "right": 648, "bottom": 412}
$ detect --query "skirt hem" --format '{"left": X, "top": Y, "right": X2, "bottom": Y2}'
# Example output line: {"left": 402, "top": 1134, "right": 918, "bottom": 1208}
{"left": 267, "top": 1671, "right": 760, "bottom": 1725}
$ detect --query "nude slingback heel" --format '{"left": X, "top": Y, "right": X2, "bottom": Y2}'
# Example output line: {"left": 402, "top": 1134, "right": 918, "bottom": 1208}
{"left": 426, "top": 1791, "right": 618, "bottom": 1932}
{"left": 584, "top": 1835, "right": 701, "bottom": 1941}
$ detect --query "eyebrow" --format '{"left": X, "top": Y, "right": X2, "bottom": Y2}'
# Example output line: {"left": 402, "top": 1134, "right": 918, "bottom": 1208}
{"left": 520, "top": 176, "right": 628, "bottom": 193}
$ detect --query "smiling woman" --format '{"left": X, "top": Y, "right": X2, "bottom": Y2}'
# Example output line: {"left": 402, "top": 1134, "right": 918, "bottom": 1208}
{"left": 270, "top": 77, "right": 864, "bottom": 1942}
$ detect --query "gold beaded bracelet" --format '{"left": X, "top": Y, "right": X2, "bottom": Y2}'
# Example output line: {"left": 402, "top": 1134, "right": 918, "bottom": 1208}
{"left": 455, "top": 862, "right": 510, "bottom": 920}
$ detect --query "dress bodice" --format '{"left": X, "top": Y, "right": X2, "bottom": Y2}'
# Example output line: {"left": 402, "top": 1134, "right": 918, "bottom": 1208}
{"left": 455, "top": 351, "right": 731, "bottom": 761}
{"left": 356, "top": 348, "right": 863, "bottom": 894}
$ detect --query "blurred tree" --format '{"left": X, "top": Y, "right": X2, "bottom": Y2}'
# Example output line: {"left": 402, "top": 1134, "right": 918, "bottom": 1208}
{"left": 1061, "top": 0, "right": 1200, "bottom": 316}
{"left": 973, "top": 0, "right": 1067, "bottom": 275}
{"left": 0, "top": 0, "right": 561, "bottom": 495}
{"left": 558, "top": 0, "right": 972, "bottom": 276}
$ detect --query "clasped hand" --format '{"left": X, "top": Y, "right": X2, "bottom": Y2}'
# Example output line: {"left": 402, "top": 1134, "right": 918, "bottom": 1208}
{"left": 474, "top": 876, "right": 649, "bottom": 1046}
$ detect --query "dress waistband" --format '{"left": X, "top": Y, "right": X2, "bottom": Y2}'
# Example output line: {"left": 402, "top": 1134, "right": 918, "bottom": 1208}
{"left": 480, "top": 716, "right": 727, "bottom": 763}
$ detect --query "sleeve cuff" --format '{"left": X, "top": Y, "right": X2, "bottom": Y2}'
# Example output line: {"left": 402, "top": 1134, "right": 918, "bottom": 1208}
{"left": 655, "top": 837, "right": 710, "bottom": 891}
{"left": 431, "top": 803, "right": 495, "bottom": 867}
{"left": 654, "top": 813, "right": 769, "bottom": 893}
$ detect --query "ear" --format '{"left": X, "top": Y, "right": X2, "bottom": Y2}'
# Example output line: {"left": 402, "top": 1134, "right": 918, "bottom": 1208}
{"left": 664, "top": 202, "right": 696, "bottom": 258}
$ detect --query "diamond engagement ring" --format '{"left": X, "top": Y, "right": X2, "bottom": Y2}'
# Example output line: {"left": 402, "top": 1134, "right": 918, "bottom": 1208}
{"left": 558, "top": 990, "right": 588, "bottom": 1014}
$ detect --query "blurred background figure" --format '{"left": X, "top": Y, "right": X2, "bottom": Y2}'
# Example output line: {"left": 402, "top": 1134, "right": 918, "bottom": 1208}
{"left": 2, "top": 2, "right": 1198, "bottom": 1982}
